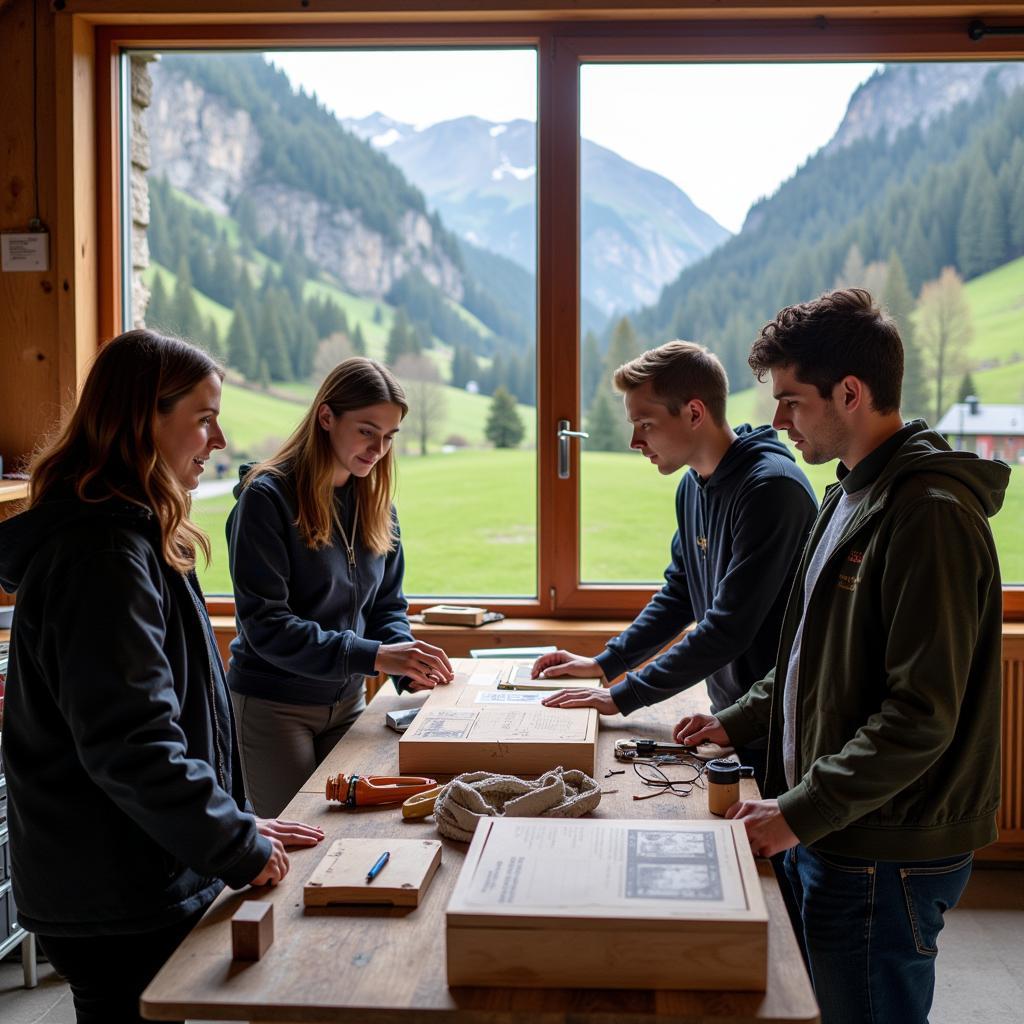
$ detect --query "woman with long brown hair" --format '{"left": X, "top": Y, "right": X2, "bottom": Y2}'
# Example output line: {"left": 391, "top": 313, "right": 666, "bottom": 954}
{"left": 227, "top": 357, "right": 452, "bottom": 816}
{"left": 0, "top": 330, "right": 323, "bottom": 1024}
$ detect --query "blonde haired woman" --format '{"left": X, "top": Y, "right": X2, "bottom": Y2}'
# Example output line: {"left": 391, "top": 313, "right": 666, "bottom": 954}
{"left": 0, "top": 330, "right": 322, "bottom": 1024}
{"left": 227, "top": 357, "right": 452, "bottom": 816}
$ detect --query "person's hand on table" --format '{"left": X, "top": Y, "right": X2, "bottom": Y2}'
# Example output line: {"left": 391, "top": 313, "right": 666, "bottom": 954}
{"left": 726, "top": 798, "right": 800, "bottom": 858}
{"left": 531, "top": 649, "right": 607, "bottom": 682}
{"left": 673, "top": 712, "right": 730, "bottom": 746}
{"left": 249, "top": 836, "right": 289, "bottom": 886}
{"left": 256, "top": 817, "right": 324, "bottom": 848}
{"left": 541, "top": 688, "right": 621, "bottom": 715}
{"left": 376, "top": 640, "right": 454, "bottom": 691}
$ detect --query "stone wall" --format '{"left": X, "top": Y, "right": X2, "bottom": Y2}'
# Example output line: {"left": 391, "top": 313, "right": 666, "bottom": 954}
{"left": 130, "top": 54, "right": 155, "bottom": 327}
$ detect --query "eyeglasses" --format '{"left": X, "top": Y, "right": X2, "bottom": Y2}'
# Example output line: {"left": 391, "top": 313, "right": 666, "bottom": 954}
{"left": 631, "top": 756, "right": 706, "bottom": 800}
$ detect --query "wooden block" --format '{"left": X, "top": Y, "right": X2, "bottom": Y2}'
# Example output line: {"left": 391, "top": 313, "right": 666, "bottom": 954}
{"left": 446, "top": 817, "right": 768, "bottom": 991}
{"left": 422, "top": 604, "right": 488, "bottom": 626}
{"left": 399, "top": 658, "right": 598, "bottom": 776}
{"left": 230, "top": 900, "right": 273, "bottom": 961}
{"left": 304, "top": 838, "right": 442, "bottom": 907}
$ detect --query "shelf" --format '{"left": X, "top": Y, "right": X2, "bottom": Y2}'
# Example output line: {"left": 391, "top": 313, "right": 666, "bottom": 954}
{"left": 0, "top": 482, "right": 28, "bottom": 505}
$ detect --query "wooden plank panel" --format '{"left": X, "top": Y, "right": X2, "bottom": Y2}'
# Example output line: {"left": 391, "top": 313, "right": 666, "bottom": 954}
{"left": 0, "top": 0, "right": 62, "bottom": 467}
{"left": 57, "top": 3, "right": 1024, "bottom": 26}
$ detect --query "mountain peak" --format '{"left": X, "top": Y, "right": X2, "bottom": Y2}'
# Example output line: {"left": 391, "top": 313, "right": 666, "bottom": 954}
{"left": 827, "top": 62, "right": 1024, "bottom": 154}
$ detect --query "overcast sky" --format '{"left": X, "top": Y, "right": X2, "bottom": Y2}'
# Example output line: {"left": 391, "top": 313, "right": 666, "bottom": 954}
{"left": 272, "top": 50, "right": 877, "bottom": 234}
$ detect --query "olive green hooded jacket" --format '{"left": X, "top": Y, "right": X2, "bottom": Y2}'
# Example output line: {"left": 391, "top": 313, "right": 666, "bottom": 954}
{"left": 717, "top": 421, "right": 1009, "bottom": 860}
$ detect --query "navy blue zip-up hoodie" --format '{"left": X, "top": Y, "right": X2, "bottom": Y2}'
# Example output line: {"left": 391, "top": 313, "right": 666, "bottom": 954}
{"left": 598, "top": 424, "right": 818, "bottom": 715}
{"left": 0, "top": 494, "right": 270, "bottom": 937}
{"left": 226, "top": 467, "right": 413, "bottom": 705}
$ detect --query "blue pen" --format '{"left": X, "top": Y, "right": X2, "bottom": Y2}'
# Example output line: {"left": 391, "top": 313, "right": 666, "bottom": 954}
{"left": 366, "top": 850, "right": 391, "bottom": 883}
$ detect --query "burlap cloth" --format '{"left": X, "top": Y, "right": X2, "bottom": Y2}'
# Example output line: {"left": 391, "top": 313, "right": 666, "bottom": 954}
{"left": 433, "top": 766, "right": 601, "bottom": 842}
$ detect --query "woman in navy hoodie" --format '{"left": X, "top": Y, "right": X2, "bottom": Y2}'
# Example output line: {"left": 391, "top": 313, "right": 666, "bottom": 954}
{"left": 0, "top": 330, "right": 323, "bottom": 1024}
{"left": 227, "top": 357, "right": 453, "bottom": 817}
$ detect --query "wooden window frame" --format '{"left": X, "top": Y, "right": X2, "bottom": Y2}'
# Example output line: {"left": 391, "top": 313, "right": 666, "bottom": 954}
{"left": 60, "top": 3, "right": 1024, "bottom": 621}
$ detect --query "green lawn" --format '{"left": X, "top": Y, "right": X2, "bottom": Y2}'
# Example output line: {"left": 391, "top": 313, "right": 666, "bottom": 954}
{"left": 191, "top": 443, "right": 1024, "bottom": 597}
{"left": 962, "top": 255, "right": 1024, "bottom": 367}
{"left": 971, "top": 362, "right": 1024, "bottom": 403}
{"left": 217, "top": 378, "right": 536, "bottom": 459}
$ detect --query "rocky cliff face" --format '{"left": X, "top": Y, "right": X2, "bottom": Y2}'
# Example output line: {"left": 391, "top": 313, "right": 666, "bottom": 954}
{"left": 146, "top": 61, "right": 463, "bottom": 302}
{"left": 827, "top": 62, "right": 1024, "bottom": 154}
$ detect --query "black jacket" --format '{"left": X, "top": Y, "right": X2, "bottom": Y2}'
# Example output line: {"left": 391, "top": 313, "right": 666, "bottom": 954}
{"left": 598, "top": 425, "right": 818, "bottom": 715}
{"left": 226, "top": 468, "right": 414, "bottom": 705}
{"left": 0, "top": 495, "right": 271, "bottom": 936}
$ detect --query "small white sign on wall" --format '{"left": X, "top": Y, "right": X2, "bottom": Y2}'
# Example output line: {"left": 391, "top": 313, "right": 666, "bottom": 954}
{"left": 1, "top": 232, "right": 50, "bottom": 272}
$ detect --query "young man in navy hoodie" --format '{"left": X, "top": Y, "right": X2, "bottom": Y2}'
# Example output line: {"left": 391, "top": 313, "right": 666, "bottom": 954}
{"left": 536, "top": 340, "right": 817, "bottom": 783}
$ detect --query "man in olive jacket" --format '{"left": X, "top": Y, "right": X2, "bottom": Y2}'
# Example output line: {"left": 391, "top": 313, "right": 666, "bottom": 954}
{"left": 676, "top": 288, "right": 1009, "bottom": 1024}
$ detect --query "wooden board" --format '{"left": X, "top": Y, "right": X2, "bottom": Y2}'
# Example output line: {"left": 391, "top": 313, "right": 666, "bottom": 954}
{"left": 141, "top": 683, "right": 819, "bottom": 1024}
{"left": 447, "top": 817, "right": 767, "bottom": 991}
{"left": 303, "top": 838, "right": 442, "bottom": 907}
{"left": 398, "top": 659, "right": 599, "bottom": 776}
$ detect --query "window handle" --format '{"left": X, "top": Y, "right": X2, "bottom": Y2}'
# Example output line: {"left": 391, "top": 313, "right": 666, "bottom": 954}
{"left": 557, "top": 419, "right": 589, "bottom": 479}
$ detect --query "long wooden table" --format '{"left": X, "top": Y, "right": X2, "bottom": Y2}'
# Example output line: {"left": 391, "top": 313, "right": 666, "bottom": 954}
{"left": 141, "top": 683, "right": 819, "bottom": 1024}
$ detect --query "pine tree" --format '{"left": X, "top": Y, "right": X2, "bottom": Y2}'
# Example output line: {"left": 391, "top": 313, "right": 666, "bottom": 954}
{"left": 585, "top": 388, "right": 626, "bottom": 452}
{"left": 1009, "top": 161, "right": 1024, "bottom": 256}
{"left": 603, "top": 316, "right": 640, "bottom": 383}
{"left": 190, "top": 243, "right": 214, "bottom": 299}
{"left": 485, "top": 386, "right": 525, "bottom": 449}
{"left": 581, "top": 331, "right": 602, "bottom": 407}
{"left": 351, "top": 323, "right": 367, "bottom": 356}
{"left": 386, "top": 308, "right": 414, "bottom": 365}
{"left": 957, "top": 161, "right": 1006, "bottom": 279}
{"left": 145, "top": 271, "right": 171, "bottom": 330}
{"left": 281, "top": 248, "right": 307, "bottom": 307}
{"left": 258, "top": 297, "right": 292, "bottom": 381}
{"left": 901, "top": 215, "right": 932, "bottom": 295}
{"left": 171, "top": 255, "right": 203, "bottom": 340}
{"left": 958, "top": 371, "right": 979, "bottom": 402}
{"left": 209, "top": 237, "right": 238, "bottom": 308}
{"left": 147, "top": 184, "right": 169, "bottom": 267}
{"left": 205, "top": 316, "right": 223, "bottom": 359}
{"left": 234, "top": 195, "right": 260, "bottom": 243}
{"left": 882, "top": 253, "right": 927, "bottom": 422}
{"left": 227, "top": 305, "right": 258, "bottom": 379}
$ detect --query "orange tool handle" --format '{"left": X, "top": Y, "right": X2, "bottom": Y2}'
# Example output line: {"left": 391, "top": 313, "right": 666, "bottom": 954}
{"left": 325, "top": 773, "right": 437, "bottom": 807}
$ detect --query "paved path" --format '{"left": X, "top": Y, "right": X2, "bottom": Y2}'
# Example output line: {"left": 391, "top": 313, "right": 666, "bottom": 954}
{"left": 193, "top": 479, "right": 237, "bottom": 500}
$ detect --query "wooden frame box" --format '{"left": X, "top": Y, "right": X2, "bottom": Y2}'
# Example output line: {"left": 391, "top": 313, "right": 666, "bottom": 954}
{"left": 446, "top": 817, "right": 768, "bottom": 991}
{"left": 398, "top": 659, "right": 598, "bottom": 776}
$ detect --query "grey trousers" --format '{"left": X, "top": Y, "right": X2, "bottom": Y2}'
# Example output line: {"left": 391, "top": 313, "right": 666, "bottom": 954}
{"left": 231, "top": 688, "right": 366, "bottom": 817}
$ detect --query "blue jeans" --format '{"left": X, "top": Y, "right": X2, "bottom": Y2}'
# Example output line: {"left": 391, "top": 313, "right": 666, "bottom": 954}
{"left": 784, "top": 844, "right": 973, "bottom": 1024}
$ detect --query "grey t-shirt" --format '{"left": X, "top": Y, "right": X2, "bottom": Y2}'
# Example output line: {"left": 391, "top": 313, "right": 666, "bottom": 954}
{"left": 783, "top": 484, "right": 870, "bottom": 787}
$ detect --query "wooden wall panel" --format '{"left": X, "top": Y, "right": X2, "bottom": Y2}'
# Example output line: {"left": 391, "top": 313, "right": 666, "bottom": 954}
{"left": 0, "top": 0, "right": 62, "bottom": 471}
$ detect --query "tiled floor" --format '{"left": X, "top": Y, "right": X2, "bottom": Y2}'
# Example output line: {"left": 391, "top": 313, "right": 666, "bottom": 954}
{"left": 2, "top": 867, "right": 1022, "bottom": 1023}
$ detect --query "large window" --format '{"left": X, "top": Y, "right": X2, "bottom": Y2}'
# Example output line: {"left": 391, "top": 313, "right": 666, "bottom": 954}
{"left": 578, "top": 60, "right": 1024, "bottom": 583}
{"left": 128, "top": 48, "right": 538, "bottom": 597}
{"left": 104, "top": 19, "right": 1023, "bottom": 613}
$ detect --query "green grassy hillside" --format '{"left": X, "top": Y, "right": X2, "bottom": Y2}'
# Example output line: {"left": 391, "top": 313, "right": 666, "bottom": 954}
{"left": 962, "top": 255, "right": 1024, "bottom": 367}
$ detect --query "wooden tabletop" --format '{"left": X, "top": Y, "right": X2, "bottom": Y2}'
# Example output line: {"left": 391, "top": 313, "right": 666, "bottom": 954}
{"left": 141, "top": 684, "right": 819, "bottom": 1024}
